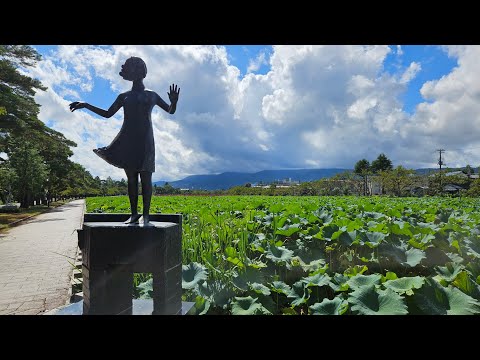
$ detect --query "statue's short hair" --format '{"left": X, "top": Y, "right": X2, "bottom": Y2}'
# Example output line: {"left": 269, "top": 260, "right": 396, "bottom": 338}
{"left": 126, "top": 56, "right": 147, "bottom": 79}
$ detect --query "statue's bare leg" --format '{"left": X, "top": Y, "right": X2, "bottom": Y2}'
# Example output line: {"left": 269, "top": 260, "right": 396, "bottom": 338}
{"left": 140, "top": 171, "right": 152, "bottom": 225}
{"left": 124, "top": 170, "right": 141, "bottom": 224}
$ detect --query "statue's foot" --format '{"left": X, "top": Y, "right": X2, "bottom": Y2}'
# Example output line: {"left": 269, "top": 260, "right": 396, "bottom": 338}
{"left": 124, "top": 214, "right": 141, "bottom": 224}
{"left": 140, "top": 215, "right": 152, "bottom": 226}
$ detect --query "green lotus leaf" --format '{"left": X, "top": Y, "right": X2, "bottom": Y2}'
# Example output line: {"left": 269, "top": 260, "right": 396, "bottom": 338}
{"left": 245, "top": 257, "right": 268, "bottom": 269}
{"left": 344, "top": 265, "right": 368, "bottom": 278}
{"left": 231, "top": 296, "right": 270, "bottom": 315}
{"left": 310, "top": 297, "right": 348, "bottom": 315}
{"left": 193, "top": 295, "right": 210, "bottom": 315}
{"left": 302, "top": 273, "right": 331, "bottom": 288}
{"left": 349, "top": 285, "right": 408, "bottom": 315}
{"left": 256, "top": 293, "right": 276, "bottom": 314}
{"left": 296, "top": 258, "right": 327, "bottom": 273}
{"left": 362, "top": 211, "right": 386, "bottom": 220}
{"left": 232, "top": 267, "right": 266, "bottom": 291}
{"left": 384, "top": 276, "right": 425, "bottom": 295}
{"left": 387, "top": 208, "right": 402, "bottom": 218}
{"left": 197, "top": 280, "right": 235, "bottom": 308}
{"left": 270, "top": 204, "right": 284, "bottom": 213}
{"left": 390, "top": 221, "right": 413, "bottom": 236}
{"left": 338, "top": 230, "right": 357, "bottom": 247}
{"left": 417, "top": 233, "right": 435, "bottom": 244}
{"left": 404, "top": 248, "right": 426, "bottom": 267}
{"left": 368, "top": 222, "right": 387, "bottom": 233}
{"left": 314, "top": 208, "right": 333, "bottom": 225}
{"left": 467, "top": 261, "right": 480, "bottom": 280}
{"left": 270, "top": 281, "right": 291, "bottom": 295}
{"left": 413, "top": 278, "right": 480, "bottom": 315}
{"left": 464, "top": 236, "right": 480, "bottom": 258}
{"left": 137, "top": 278, "right": 153, "bottom": 299}
{"left": 182, "top": 262, "right": 208, "bottom": 289}
{"left": 445, "top": 252, "right": 464, "bottom": 264}
{"left": 266, "top": 243, "right": 294, "bottom": 264}
{"left": 255, "top": 233, "right": 266, "bottom": 241}
{"left": 287, "top": 281, "right": 310, "bottom": 307}
{"left": 381, "top": 272, "right": 398, "bottom": 282}
{"left": 436, "top": 262, "right": 464, "bottom": 282}
{"left": 423, "top": 246, "right": 453, "bottom": 267}
{"left": 329, "top": 273, "right": 350, "bottom": 292}
{"left": 347, "top": 273, "right": 382, "bottom": 290}
{"left": 276, "top": 223, "right": 301, "bottom": 236}
{"left": 415, "top": 222, "right": 439, "bottom": 235}
{"left": 452, "top": 271, "right": 480, "bottom": 298}
{"left": 379, "top": 243, "right": 425, "bottom": 268}
{"left": 282, "top": 308, "right": 298, "bottom": 315}
{"left": 250, "top": 282, "right": 271, "bottom": 296}
{"left": 321, "top": 224, "right": 339, "bottom": 239}
{"left": 380, "top": 242, "right": 408, "bottom": 262}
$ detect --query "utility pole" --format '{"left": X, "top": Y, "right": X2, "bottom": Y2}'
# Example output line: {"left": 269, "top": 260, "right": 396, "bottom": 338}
{"left": 437, "top": 149, "right": 445, "bottom": 194}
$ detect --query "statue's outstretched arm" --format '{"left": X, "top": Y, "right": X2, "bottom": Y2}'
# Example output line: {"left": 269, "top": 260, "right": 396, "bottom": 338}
{"left": 69, "top": 94, "right": 124, "bottom": 118}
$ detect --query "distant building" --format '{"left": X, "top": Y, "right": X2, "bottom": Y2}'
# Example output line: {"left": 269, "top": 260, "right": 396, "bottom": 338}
{"left": 410, "top": 186, "right": 428, "bottom": 196}
{"left": 368, "top": 176, "right": 383, "bottom": 195}
{"left": 443, "top": 184, "right": 465, "bottom": 194}
{"left": 252, "top": 178, "right": 300, "bottom": 188}
{"left": 431, "top": 171, "right": 479, "bottom": 179}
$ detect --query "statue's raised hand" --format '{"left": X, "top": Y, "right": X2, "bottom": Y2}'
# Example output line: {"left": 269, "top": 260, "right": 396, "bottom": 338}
{"left": 69, "top": 101, "right": 87, "bottom": 112}
{"left": 168, "top": 84, "right": 180, "bottom": 104}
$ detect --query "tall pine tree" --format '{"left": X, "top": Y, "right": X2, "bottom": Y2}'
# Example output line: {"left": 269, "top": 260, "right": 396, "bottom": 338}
{"left": 0, "top": 45, "right": 78, "bottom": 207}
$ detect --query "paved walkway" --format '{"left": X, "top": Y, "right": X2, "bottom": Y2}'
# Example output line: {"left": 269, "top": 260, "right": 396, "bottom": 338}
{"left": 0, "top": 200, "right": 84, "bottom": 315}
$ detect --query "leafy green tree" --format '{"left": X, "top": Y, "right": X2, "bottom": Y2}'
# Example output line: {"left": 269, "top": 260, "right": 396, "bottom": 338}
{"left": 467, "top": 179, "right": 480, "bottom": 197}
{"left": 9, "top": 141, "right": 47, "bottom": 208}
{"left": 1, "top": 45, "right": 83, "bottom": 204}
{"left": 0, "top": 162, "right": 16, "bottom": 204}
{"left": 380, "top": 166, "right": 416, "bottom": 196}
{"left": 0, "top": 45, "right": 47, "bottom": 154}
{"left": 371, "top": 153, "right": 393, "bottom": 173}
{"left": 354, "top": 159, "right": 371, "bottom": 195}
{"left": 463, "top": 164, "right": 474, "bottom": 178}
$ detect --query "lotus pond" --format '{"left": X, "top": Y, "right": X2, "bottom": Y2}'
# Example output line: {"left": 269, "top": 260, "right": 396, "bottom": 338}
{"left": 86, "top": 195, "right": 480, "bottom": 315}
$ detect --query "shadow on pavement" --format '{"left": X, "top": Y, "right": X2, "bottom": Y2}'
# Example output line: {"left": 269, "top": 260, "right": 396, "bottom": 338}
{"left": 26, "top": 218, "right": 66, "bottom": 224}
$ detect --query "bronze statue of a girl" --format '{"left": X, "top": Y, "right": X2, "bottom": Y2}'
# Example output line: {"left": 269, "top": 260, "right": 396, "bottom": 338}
{"left": 69, "top": 57, "right": 180, "bottom": 225}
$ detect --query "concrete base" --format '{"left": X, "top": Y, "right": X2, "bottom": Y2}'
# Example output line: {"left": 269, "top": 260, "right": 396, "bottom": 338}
{"left": 79, "top": 214, "right": 183, "bottom": 315}
{"left": 44, "top": 300, "right": 195, "bottom": 315}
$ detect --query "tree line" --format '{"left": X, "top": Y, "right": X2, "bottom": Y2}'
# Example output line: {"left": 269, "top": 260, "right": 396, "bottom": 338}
{"left": 226, "top": 154, "right": 480, "bottom": 197}
{"left": 0, "top": 46, "right": 132, "bottom": 207}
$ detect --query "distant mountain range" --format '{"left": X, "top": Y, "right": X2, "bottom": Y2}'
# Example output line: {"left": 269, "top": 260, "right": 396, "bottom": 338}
{"left": 154, "top": 168, "right": 462, "bottom": 190}
{"left": 155, "top": 168, "right": 347, "bottom": 190}
{"left": 153, "top": 167, "right": 470, "bottom": 191}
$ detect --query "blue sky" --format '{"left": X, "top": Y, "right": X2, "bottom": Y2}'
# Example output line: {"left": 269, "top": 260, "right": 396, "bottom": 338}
{"left": 28, "top": 45, "right": 480, "bottom": 181}
{"left": 35, "top": 45, "right": 456, "bottom": 114}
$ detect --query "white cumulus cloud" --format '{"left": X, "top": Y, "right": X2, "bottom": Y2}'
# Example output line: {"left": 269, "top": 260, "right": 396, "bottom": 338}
{"left": 28, "top": 45, "right": 479, "bottom": 181}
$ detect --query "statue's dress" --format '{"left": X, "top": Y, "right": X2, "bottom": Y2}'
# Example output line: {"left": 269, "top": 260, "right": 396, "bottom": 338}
{"left": 93, "top": 89, "right": 164, "bottom": 173}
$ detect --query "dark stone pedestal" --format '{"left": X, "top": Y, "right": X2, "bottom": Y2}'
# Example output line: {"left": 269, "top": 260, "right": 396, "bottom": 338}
{"left": 78, "top": 214, "right": 182, "bottom": 315}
